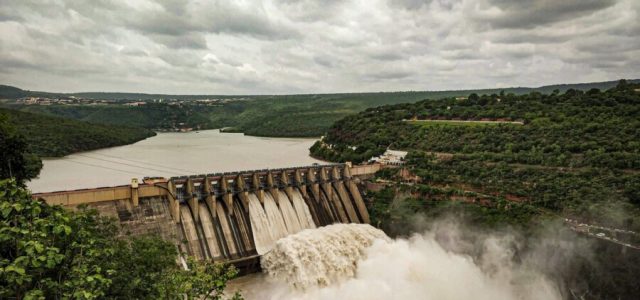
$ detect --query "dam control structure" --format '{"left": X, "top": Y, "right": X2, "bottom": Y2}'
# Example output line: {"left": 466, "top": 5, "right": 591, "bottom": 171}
{"left": 34, "top": 164, "right": 378, "bottom": 272}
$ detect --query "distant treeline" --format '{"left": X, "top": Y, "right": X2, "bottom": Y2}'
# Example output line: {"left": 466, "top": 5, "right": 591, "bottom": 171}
{"left": 2, "top": 79, "right": 638, "bottom": 137}
{"left": 0, "top": 107, "right": 155, "bottom": 157}
{"left": 2, "top": 79, "right": 638, "bottom": 100}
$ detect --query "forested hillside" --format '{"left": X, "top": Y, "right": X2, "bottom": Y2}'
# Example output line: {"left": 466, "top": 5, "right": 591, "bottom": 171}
{"left": 312, "top": 80, "right": 640, "bottom": 232}
{"left": 0, "top": 108, "right": 155, "bottom": 157}
{"left": 15, "top": 104, "right": 213, "bottom": 130}
{"left": 4, "top": 79, "right": 637, "bottom": 137}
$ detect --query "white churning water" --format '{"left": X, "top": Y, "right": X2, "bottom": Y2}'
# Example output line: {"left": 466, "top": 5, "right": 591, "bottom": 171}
{"left": 261, "top": 223, "right": 389, "bottom": 289}
{"left": 229, "top": 223, "right": 563, "bottom": 300}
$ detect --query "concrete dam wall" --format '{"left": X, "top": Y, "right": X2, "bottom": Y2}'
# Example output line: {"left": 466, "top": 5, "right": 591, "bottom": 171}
{"left": 171, "top": 165, "right": 370, "bottom": 263}
{"left": 34, "top": 164, "right": 372, "bottom": 270}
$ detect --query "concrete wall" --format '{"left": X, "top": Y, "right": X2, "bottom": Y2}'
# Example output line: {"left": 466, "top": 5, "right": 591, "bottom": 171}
{"left": 33, "top": 184, "right": 166, "bottom": 206}
{"left": 34, "top": 164, "right": 382, "bottom": 208}
{"left": 350, "top": 164, "right": 381, "bottom": 176}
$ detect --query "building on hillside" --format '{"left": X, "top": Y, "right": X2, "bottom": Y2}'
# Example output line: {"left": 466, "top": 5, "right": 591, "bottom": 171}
{"left": 369, "top": 149, "right": 408, "bottom": 166}
{"left": 124, "top": 101, "right": 146, "bottom": 106}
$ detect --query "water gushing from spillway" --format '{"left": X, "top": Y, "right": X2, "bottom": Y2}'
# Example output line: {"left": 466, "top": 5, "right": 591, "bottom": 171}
{"left": 248, "top": 194, "right": 275, "bottom": 255}
{"left": 260, "top": 224, "right": 390, "bottom": 289}
{"left": 248, "top": 190, "right": 319, "bottom": 255}
{"left": 290, "top": 190, "right": 316, "bottom": 230}
{"left": 263, "top": 193, "right": 289, "bottom": 241}
{"left": 276, "top": 190, "right": 303, "bottom": 234}
{"left": 238, "top": 223, "right": 563, "bottom": 300}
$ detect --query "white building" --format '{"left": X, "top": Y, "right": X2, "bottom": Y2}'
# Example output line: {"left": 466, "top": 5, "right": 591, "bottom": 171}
{"left": 369, "top": 149, "right": 408, "bottom": 166}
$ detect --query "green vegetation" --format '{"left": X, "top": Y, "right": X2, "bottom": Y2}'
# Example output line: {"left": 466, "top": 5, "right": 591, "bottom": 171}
{"left": 0, "top": 114, "right": 42, "bottom": 183}
{"left": 13, "top": 104, "right": 214, "bottom": 131}
{"left": 406, "top": 119, "right": 523, "bottom": 127}
{"left": 0, "top": 107, "right": 155, "bottom": 157}
{"left": 3, "top": 79, "right": 637, "bottom": 138}
{"left": 0, "top": 179, "right": 241, "bottom": 299}
{"left": 312, "top": 80, "right": 640, "bottom": 231}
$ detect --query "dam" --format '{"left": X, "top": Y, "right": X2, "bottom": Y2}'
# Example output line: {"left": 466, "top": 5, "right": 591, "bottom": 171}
{"left": 34, "top": 163, "right": 379, "bottom": 272}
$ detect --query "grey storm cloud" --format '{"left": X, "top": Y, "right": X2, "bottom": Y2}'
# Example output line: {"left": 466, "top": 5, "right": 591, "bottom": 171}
{"left": 474, "top": 0, "right": 619, "bottom": 29}
{"left": 0, "top": 0, "right": 638, "bottom": 94}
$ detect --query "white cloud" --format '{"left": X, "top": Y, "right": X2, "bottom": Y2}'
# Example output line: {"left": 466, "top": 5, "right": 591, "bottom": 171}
{"left": 0, "top": 0, "right": 638, "bottom": 94}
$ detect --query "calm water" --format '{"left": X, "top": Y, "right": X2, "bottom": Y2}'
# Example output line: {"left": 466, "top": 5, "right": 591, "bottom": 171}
{"left": 28, "top": 130, "right": 322, "bottom": 193}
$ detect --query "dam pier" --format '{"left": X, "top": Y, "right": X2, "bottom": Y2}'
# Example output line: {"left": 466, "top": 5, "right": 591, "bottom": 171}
{"left": 33, "top": 164, "right": 380, "bottom": 273}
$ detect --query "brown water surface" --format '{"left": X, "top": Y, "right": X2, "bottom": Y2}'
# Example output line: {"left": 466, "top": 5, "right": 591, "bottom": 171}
{"left": 28, "top": 129, "right": 321, "bottom": 192}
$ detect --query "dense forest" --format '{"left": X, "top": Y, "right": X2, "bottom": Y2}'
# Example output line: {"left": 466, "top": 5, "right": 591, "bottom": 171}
{"left": 0, "top": 108, "right": 155, "bottom": 157}
{"left": 312, "top": 80, "right": 640, "bottom": 230}
{"left": 12, "top": 104, "right": 213, "bottom": 131}
{"left": 3, "top": 79, "right": 637, "bottom": 138}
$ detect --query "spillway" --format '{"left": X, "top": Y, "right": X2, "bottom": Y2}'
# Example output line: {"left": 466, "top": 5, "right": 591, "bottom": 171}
{"left": 263, "top": 193, "right": 289, "bottom": 241}
{"left": 275, "top": 190, "right": 303, "bottom": 234}
{"left": 290, "top": 189, "right": 316, "bottom": 230}
{"left": 169, "top": 164, "right": 370, "bottom": 270}
{"left": 261, "top": 223, "right": 389, "bottom": 289}
{"left": 248, "top": 194, "right": 275, "bottom": 255}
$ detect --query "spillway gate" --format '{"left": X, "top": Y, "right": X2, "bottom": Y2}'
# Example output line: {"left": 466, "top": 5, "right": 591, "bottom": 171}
{"left": 34, "top": 164, "right": 373, "bottom": 271}
{"left": 168, "top": 164, "right": 370, "bottom": 264}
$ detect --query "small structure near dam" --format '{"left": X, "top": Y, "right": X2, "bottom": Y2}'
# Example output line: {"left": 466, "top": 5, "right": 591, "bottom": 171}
{"left": 33, "top": 164, "right": 377, "bottom": 273}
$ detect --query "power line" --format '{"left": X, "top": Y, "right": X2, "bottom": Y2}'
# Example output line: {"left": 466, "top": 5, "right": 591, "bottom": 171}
{"left": 64, "top": 159, "right": 140, "bottom": 175}
{"left": 87, "top": 152, "right": 197, "bottom": 174}
{"left": 74, "top": 154, "right": 191, "bottom": 175}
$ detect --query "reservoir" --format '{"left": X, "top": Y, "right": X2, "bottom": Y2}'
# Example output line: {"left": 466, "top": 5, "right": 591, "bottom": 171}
{"left": 28, "top": 129, "right": 322, "bottom": 193}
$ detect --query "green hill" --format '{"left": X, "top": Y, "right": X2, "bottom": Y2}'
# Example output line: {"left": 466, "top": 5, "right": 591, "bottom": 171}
{"left": 3, "top": 79, "right": 639, "bottom": 137}
{"left": 311, "top": 80, "right": 640, "bottom": 231}
{"left": 0, "top": 107, "right": 156, "bottom": 157}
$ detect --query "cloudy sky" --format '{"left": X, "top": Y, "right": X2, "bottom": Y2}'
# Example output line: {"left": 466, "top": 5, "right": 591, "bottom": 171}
{"left": 1, "top": 0, "right": 638, "bottom": 94}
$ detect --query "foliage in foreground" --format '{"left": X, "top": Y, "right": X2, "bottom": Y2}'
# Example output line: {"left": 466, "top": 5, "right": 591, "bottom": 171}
{"left": 0, "top": 114, "right": 42, "bottom": 183}
{"left": 0, "top": 179, "right": 241, "bottom": 299}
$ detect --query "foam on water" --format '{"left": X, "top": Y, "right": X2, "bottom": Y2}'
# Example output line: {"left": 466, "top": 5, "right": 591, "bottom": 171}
{"left": 251, "top": 223, "right": 562, "bottom": 300}
{"left": 261, "top": 223, "right": 389, "bottom": 289}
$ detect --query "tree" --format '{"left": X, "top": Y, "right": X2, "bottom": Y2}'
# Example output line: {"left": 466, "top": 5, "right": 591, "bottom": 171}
{"left": 0, "top": 114, "right": 42, "bottom": 184}
{"left": 105, "top": 236, "right": 179, "bottom": 299}
{"left": 0, "top": 179, "right": 242, "bottom": 299}
{"left": 0, "top": 179, "right": 114, "bottom": 299}
{"left": 159, "top": 258, "right": 242, "bottom": 300}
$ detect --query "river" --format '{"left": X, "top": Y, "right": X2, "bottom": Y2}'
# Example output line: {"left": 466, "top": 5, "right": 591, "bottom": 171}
{"left": 27, "top": 130, "right": 322, "bottom": 193}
